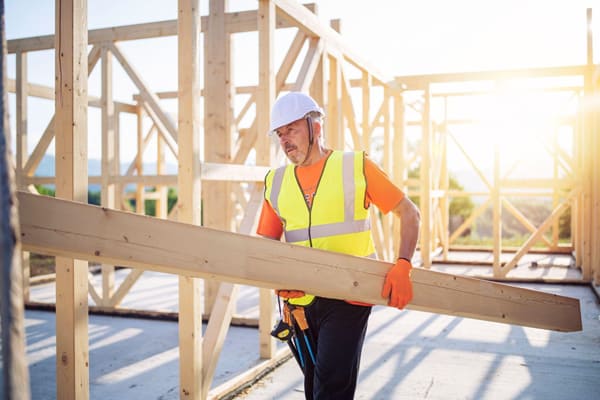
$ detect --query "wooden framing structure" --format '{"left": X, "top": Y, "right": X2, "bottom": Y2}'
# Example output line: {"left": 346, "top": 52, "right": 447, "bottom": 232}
{"left": 4, "top": 1, "right": 599, "bottom": 399}
{"left": 395, "top": 65, "right": 598, "bottom": 277}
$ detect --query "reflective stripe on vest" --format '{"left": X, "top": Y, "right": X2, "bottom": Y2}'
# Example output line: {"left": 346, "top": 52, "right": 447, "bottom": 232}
{"left": 264, "top": 151, "right": 377, "bottom": 306}
{"left": 285, "top": 219, "right": 371, "bottom": 243}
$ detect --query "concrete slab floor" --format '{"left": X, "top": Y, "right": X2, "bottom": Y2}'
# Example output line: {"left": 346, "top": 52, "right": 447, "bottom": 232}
{"left": 1, "top": 270, "right": 285, "bottom": 400}
{"left": 233, "top": 284, "right": 600, "bottom": 400}
{"left": 2, "top": 310, "right": 287, "bottom": 400}
{"left": 1, "top": 280, "right": 599, "bottom": 400}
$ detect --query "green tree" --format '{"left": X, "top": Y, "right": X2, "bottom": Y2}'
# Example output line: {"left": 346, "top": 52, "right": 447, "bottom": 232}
{"left": 36, "top": 186, "right": 104, "bottom": 207}
{"left": 87, "top": 190, "right": 101, "bottom": 206}
{"left": 130, "top": 187, "right": 178, "bottom": 216}
{"left": 448, "top": 175, "right": 474, "bottom": 220}
{"left": 406, "top": 168, "right": 474, "bottom": 232}
{"left": 559, "top": 205, "right": 571, "bottom": 240}
{"left": 35, "top": 185, "right": 55, "bottom": 197}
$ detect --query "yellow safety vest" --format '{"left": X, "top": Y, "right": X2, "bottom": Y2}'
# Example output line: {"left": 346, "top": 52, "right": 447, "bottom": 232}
{"left": 264, "top": 151, "right": 376, "bottom": 306}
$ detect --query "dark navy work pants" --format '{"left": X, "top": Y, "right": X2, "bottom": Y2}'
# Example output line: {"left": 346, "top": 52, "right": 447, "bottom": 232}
{"left": 301, "top": 297, "right": 372, "bottom": 400}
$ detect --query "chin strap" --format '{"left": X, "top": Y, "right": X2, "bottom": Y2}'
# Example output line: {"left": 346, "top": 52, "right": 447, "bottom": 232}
{"left": 301, "top": 116, "right": 314, "bottom": 165}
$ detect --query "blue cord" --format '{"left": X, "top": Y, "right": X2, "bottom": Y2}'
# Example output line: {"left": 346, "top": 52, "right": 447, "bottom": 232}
{"left": 303, "top": 335, "right": 316, "bottom": 364}
{"left": 294, "top": 336, "right": 305, "bottom": 368}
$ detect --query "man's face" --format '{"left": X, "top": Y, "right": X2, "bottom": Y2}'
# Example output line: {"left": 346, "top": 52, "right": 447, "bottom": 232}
{"left": 275, "top": 118, "right": 310, "bottom": 165}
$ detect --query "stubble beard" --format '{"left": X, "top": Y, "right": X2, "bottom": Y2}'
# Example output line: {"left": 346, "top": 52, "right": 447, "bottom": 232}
{"left": 283, "top": 144, "right": 303, "bottom": 165}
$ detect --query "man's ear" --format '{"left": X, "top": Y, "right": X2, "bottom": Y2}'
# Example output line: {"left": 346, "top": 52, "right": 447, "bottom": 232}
{"left": 313, "top": 120, "right": 322, "bottom": 139}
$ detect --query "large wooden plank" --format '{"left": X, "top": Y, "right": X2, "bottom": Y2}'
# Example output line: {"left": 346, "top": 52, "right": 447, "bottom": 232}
{"left": 17, "top": 191, "right": 582, "bottom": 332}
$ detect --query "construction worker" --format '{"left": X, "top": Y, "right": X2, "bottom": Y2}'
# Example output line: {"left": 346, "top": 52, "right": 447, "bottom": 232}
{"left": 257, "top": 92, "right": 420, "bottom": 399}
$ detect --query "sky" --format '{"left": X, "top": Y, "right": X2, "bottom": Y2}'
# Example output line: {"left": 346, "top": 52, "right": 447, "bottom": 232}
{"left": 5, "top": 0, "right": 600, "bottom": 179}
{"left": 7, "top": 1, "right": 600, "bottom": 75}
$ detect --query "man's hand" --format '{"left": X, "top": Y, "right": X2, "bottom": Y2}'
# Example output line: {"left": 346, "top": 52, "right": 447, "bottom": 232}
{"left": 275, "top": 289, "right": 305, "bottom": 298}
{"left": 381, "top": 258, "right": 413, "bottom": 309}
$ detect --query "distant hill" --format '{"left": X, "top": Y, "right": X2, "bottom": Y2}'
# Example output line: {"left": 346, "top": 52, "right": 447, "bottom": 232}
{"left": 35, "top": 154, "right": 178, "bottom": 176}
{"left": 33, "top": 155, "right": 555, "bottom": 196}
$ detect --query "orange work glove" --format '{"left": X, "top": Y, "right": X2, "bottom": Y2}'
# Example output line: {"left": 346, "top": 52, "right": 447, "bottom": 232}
{"left": 381, "top": 258, "right": 413, "bottom": 309}
{"left": 275, "top": 289, "right": 306, "bottom": 298}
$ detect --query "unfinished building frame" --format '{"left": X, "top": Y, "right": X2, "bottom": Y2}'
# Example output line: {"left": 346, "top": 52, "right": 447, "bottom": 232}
{"left": 4, "top": 1, "right": 600, "bottom": 399}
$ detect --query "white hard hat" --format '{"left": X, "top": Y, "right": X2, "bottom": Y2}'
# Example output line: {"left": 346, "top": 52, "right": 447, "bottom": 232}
{"left": 269, "top": 92, "right": 324, "bottom": 132}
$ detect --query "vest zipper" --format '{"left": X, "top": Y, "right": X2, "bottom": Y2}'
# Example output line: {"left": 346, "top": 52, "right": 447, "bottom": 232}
{"left": 293, "top": 153, "right": 332, "bottom": 248}
{"left": 294, "top": 167, "right": 313, "bottom": 247}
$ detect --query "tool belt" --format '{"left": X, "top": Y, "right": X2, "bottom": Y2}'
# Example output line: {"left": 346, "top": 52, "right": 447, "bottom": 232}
{"left": 271, "top": 301, "right": 316, "bottom": 373}
{"left": 285, "top": 293, "right": 315, "bottom": 306}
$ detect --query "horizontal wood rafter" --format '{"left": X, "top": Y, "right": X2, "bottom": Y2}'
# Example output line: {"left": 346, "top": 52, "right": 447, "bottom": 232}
{"left": 7, "top": 6, "right": 319, "bottom": 53}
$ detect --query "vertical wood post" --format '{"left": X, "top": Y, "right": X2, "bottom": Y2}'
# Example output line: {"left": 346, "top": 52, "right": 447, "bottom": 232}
{"left": 440, "top": 100, "right": 449, "bottom": 261}
{"left": 1, "top": 0, "right": 31, "bottom": 395}
{"left": 178, "top": 0, "right": 203, "bottom": 398}
{"left": 420, "top": 86, "right": 432, "bottom": 268}
{"left": 15, "top": 51, "right": 27, "bottom": 190}
{"left": 204, "top": 0, "right": 234, "bottom": 314}
{"left": 581, "top": 88, "right": 592, "bottom": 281}
{"left": 156, "top": 134, "right": 167, "bottom": 218}
{"left": 382, "top": 89, "right": 393, "bottom": 258}
{"left": 573, "top": 113, "right": 583, "bottom": 269}
{"left": 592, "top": 98, "right": 600, "bottom": 285}
{"left": 327, "top": 55, "right": 342, "bottom": 149}
{"left": 580, "top": 8, "right": 594, "bottom": 281}
{"left": 551, "top": 127, "right": 560, "bottom": 248}
{"left": 114, "top": 110, "right": 122, "bottom": 210}
{"left": 585, "top": 8, "right": 600, "bottom": 285}
{"left": 593, "top": 104, "right": 600, "bottom": 286}
{"left": 257, "top": 0, "right": 276, "bottom": 360}
{"left": 309, "top": 25, "right": 326, "bottom": 111}
{"left": 135, "top": 106, "right": 145, "bottom": 214}
{"left": 492, "top": 141, "right": 502, "bottom": 276}
{"left": 100, "top": 45, "right": 115, "bottom": 305}
{"left": 361, "top": 72, "right": 371, "bottom": 151}
{"left": 392, "top": 91, "right": 405, "bottom": 257}
{"left": 54, "top": 0, "right": 90, "bottom": 399}
{"left": 327, "top": 20, "right": 343, "bottom": 150}
{"left": 15, "top": 49, "right": 31, "bottom": 302}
